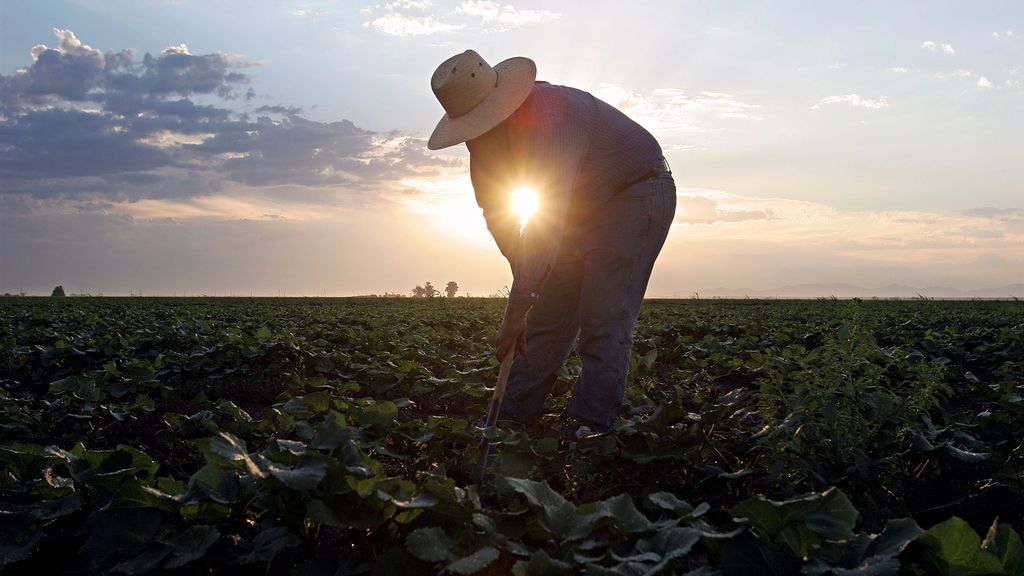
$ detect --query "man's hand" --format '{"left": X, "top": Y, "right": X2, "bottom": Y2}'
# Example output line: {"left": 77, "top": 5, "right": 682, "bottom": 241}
{"left": 496, "top": 302, "right": 530, "bottom": 361}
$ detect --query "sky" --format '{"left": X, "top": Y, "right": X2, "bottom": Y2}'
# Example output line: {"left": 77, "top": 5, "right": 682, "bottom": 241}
{"left": 1, "top": 0, "right": 1022, "bottom": 297}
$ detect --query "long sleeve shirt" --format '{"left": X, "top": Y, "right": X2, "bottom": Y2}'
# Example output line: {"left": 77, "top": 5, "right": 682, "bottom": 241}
{"left": 466, "top": 82, "right": 663, "bottom": 304}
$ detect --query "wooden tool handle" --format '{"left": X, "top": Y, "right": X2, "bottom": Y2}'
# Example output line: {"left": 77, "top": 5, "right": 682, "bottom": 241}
{"left": 484, "top": 353, "right": 515, "bottom": 428}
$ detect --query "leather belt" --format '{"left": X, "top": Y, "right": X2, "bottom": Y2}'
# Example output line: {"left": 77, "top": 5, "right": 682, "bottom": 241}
{"left": 618, "top": 156, "right": 671, "bottom": 193}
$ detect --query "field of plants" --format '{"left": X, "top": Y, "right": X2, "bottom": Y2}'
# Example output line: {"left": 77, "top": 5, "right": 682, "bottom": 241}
{"left": 1, "top": 296, "right": 1022, "bottom": 575}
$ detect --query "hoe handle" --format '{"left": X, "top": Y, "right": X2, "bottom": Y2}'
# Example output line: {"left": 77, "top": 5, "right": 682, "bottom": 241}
{"left": 476, "top": 352, "right": 515, "bottom": 481}
{"left": 484, "top": 353, "right": 515, "bottom": 427}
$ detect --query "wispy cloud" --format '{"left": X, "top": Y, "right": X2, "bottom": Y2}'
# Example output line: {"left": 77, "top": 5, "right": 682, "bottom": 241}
{"left": 454, "top": 1, "right": 560, "bottom": 31}
{"left": 676, "top": 194, "right": 773, "bottom": 224}
{"left": 934, "top": 68, "right": 971, "bottom": 80}
{"left": 811, "top": 94, "right": 889, "bottom": 110}
{"left": 362, "top": 0, "right": 559, "bottom": 36}
{"left": 364, "top": 12, "right": 463, "bottom": 36}
{"left": 992, "top": 30, "right": 1016, "bottom": 38}
{"left": 976, "top": 76, "right": 995, "bottom": 90}
{"left": 921, "top": 40, "right": 955, "bottom": 54}
{"left": 592, "top": 84, "right": 763, "bottom": 133}
{"left": 670, "top": 189, "right": 1024, "bottom": 258}
{"left": 889, "top": 66, "right": 908, "bottom": 73}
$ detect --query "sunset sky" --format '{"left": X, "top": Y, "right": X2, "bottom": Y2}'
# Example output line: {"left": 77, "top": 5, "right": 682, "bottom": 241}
{"left": 1, "top": 0, "right": 1021, "bottom": 297}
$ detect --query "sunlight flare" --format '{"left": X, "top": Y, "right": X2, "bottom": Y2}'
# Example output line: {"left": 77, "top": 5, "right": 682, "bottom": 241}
{"left": 510, "top": 186, "right": 539, "bottom": 230}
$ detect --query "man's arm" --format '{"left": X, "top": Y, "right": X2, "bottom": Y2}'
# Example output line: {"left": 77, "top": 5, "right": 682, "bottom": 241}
{"left": 468, "top": 126, "right": 523, "bottom": 269}
{"left": 507, "top": 95, "right": 591, "bottom": 304}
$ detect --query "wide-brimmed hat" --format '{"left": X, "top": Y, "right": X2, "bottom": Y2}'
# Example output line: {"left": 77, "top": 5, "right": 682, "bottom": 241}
{"left": 427, "top": 50, "right": 536, "bottom": 150}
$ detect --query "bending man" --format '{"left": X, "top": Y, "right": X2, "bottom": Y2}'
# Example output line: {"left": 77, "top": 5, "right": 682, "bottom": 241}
{"left": 427, "top": 50, "right": 675, "bottom": 436}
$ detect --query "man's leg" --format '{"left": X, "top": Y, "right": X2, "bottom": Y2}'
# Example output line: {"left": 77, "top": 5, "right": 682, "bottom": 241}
{"left": 498, "top": 251, "right": 584, "bottom": 424}
{"left": 568, "top": 174, "right": 676, "bottom": 431}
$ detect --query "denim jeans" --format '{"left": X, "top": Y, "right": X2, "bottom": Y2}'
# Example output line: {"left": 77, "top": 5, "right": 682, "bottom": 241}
{"left": 499, "top": 171, "right": 676, "bottom": 431}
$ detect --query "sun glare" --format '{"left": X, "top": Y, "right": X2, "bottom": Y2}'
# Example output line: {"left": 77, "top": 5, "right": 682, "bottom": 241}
{"left": 510, "top": 186, "right": 539, "bottom": 230}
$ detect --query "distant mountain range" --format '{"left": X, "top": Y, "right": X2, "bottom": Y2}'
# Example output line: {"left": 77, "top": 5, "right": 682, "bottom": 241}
{"left": 686, "top": 283, "right": 1024, "bottom": 299}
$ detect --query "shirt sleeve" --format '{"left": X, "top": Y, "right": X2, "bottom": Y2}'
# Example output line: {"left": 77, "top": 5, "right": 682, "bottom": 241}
{"left": 470, "top": 146, "right": 520, "bottom": 269}
{"left": 508, "top": 95, "right": 592, "bottom": 304}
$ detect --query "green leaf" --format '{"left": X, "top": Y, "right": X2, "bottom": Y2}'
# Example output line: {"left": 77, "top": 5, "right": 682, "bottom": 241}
{"left": 634, "top": 527, "right": 702, "bottom": 572}
{"left": 731, "top": 487, "right": 857, "bottom": 544}
{"left": 649, "top": 492, "right": 696, "bottom": 516}
{"left": 917, "top": 516, "right": 1006, "bottom": 576}
{"left": 983, "top": 520, "right": 1024, "bottom": 576}
{"left": 446, "top": 546, "right": 499, "bottom": 574}
{"left": 188, "top": 464, "right": 242, "bottom": 504}
{"left": 236, "top": 526, "right": 302, "bottom": 565}
{"left": 112, "top": 479, "right": 179, "bottom": 511}
{"left": 303, "top": 391, "right": 332, "bottom": 413}
{"left": 311, "top": 412, "right": 352, "bottom": 450}
{"left": 306, "top": 499, "right": 345, "bottom": 528}
{"left": 112, "top": 548, "right": 170, "bottom": 575}
{"left": 731, "top": 492, "right": 821, "bottom": 536}
{"left": 777, "top": 523, "right": 817, "bottom": 558}
{"left": 865, "top": 518, "right": 924, "bottom": 558}
{"left": 587, "top": 493, "right": 655, "bottom": 534}
{"left": 163, "top": 525, "right": 219, "bottom": 569}
{"left": 208, "top": 432, "right": 249, "bottom": 462}
{"left": 80, "top": 508, "right": 163, "bottom": 565}
{"left": 354, "top": 401, "right": 398, "bottom": 427}
{"left": 406, "top": 526, "right": 455, "bottom": 563}
{"left": 944, "top": 444, "right": 990, "bottom": 462}
{"left": 717, "top": 530, "right": 797, "bottom": 576}
{"left": 267, "top": 457, "right": 328, "bottom": 490}
{"left": 511, "top": 549, "right": 572, "bottom": 576}
{"left": 25, "top": 493, "right": 82, "bottom": 520}
{"left": 0, "top": 514, "right": 44, "bottom": 567}
{"left": 503, "top": 477, "right": 585, "bottom": 540}
{"left": 805, "top": 488, "right": 859, "bottom": 539}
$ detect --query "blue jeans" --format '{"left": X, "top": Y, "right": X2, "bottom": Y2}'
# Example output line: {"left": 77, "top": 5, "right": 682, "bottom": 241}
{"left": 499, "top": 171, "right": 676, "bottom": 431}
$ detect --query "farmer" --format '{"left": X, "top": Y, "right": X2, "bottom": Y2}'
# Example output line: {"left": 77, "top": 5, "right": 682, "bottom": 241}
{"left": 427, "top": 50, "right": 675, "bottom": 437}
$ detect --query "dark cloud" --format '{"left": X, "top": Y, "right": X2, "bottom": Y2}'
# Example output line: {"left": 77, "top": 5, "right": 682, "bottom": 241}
{"left": 676, "top": 195, "right": 773, "bottom": 224}
{"left": 0, "top": 29, "right": 448, "bottom": 202}
{"left": 963, "top": 207, "right": 1024, "bottom": 220}
{"left": 963, "top": 207, "right": 1024, "bottom": 232}
{"left": 253, "top": 104, "right": 303, "bottom": 115}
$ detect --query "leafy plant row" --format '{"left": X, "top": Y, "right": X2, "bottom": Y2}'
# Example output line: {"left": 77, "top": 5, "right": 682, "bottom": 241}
{"left": 1, "top": 297, "right": 1021, "bottom": 574}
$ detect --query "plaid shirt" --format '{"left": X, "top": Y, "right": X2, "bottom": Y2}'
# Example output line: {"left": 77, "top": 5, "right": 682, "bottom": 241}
{"left": 467, "top": 82, "right": 663, "bottom": 303}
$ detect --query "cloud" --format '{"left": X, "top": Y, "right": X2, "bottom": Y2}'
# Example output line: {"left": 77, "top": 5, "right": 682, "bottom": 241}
{"left": 363, "top": 12, "right": 463, "bottom": 36}
{"left": 934, "top": 68, "right": 971, "bottom": 80}
{"left": 962, "top": 207, "right": 1024, "bottom": 231}
{"left": 361, "top": 0, "right": 559, "bottom": 36}
{"left": 889, "top": 66, "right": 908, "bottom": 73}
{"left": 993, "top": 30, "right": 1016, "bottom": 38}
{"left": 811, "top": 94, "right": 889, "bottom": 110}
{"left": 1, "top": 29, "right": 251, "bottom": 110}
{"left": 591, "top": 83, "right": 763, "bottom": 133}
{"left": 667, "top": 190, "right": 1024, "bottom": 260}
{"left": 0, "top": 30, "right": 453, "bottom": 204}
{"left": 921, "top": 40, "right": 955, "bottom": 53}
{"left": 454, "top": 1, "right": 560, "bottom": 31}
{"left": 976, "top": 76, "right": 995, "bottom": 90}
{"left": 676, "top": 194, "right": 773, "bottom": 224}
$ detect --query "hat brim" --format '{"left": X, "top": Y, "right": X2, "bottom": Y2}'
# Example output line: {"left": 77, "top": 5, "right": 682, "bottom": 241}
{"left": 427, "top": 57, "right": 537, "bottom": 150}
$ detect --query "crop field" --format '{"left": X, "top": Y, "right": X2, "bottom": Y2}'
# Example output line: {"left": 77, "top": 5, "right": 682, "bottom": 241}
{"left": 1, "top": 297, "right": 1022, "bottom": 575}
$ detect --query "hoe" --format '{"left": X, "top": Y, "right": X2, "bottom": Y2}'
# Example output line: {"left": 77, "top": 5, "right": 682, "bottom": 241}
{"left": 475, "top": 352, "right": 515, "bottom": 482}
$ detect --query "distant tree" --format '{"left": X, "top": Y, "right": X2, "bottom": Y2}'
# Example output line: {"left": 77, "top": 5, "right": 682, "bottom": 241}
{"left": 445, "top": 281, "right": 459, "bottom": 298}
{"left": 51, "top": 285, "right": 66, "bottom": 298}
{"left": 412, "top": 285, "right": 426, "bottom": 298}
{"left": 424, "top": 282, "right": 438, "bottom": 298}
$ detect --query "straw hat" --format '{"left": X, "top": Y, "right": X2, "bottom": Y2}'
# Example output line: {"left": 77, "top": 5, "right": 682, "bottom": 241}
{"left": 427, "top": 50, "right": 536, "bottom": 150}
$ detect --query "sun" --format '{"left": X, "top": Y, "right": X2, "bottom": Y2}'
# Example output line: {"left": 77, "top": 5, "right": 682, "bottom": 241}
{"left": 509, "top": 186, "right": 539, "bottom": 230}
